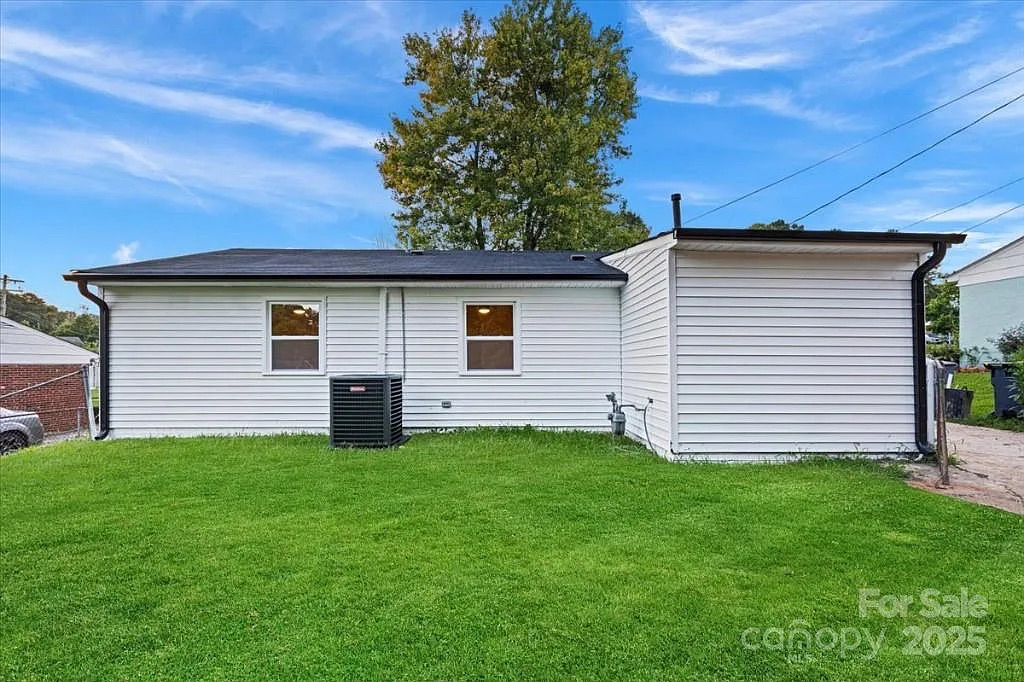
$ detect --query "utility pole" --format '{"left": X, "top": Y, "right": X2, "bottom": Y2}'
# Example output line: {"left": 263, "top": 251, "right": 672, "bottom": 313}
{"left": 1, "top": 274, "right": 25, "bottom": 318}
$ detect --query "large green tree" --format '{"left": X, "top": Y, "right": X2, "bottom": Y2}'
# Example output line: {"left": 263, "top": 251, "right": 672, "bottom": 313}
{"left": 377, "top": 0, "right": 646, "bottom": 251}
{"left": 5, "top": 292, "right": 98, "bottom": 349}
{"left": 925, "top": 271, "right": 959, "bottom": 340}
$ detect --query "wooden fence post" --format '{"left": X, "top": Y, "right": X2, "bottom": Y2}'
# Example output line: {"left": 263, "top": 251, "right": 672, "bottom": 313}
{"left": 935, "top": 369, "right": 950, "bottom": 487}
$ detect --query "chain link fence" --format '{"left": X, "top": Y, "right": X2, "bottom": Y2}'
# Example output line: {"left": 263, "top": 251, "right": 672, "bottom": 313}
{"left": 0, "top": 364, "right": 95, "bottom": 439}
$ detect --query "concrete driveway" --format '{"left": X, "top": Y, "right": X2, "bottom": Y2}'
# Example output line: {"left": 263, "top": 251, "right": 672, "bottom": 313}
{"left": 907, "top": 423, "right": 1024, "bottom": 515}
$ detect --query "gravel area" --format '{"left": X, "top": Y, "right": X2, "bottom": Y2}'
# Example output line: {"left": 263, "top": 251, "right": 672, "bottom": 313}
{"left": 906, "top": 422, "right": 1024, "bottom": 515}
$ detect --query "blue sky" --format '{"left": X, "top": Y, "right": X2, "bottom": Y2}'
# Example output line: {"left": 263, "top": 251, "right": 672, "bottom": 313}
{"left": 1, "top": 0, "right": 1022, "bottom": 309}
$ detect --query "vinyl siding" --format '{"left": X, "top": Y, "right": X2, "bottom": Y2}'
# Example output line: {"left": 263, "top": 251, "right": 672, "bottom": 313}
{"left": 959, "top": 277, "right": 1024, "bottom": 363}
{"left": 105, "top": 286, "right": 379, "bottom": 437}
{"left": 674, "top": 250, "right": 918, "bottom": 460}
{"left": 104, "top": 284, "right": 620, "bottom": 437}
{"left": 602, "top": 242, "right": 673, "bottom": 454}
{"left": 953, "top": 237, "right": 1023, "bottom": 286}
{"left": 384, "top": 286, "right": 621, "bottom": 429}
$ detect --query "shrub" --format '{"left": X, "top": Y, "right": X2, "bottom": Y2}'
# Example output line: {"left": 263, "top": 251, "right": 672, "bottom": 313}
{"left": 991, "top": 323, "right": 1024, "bottom": 359}
{"left": 1011, "top": 348, "right": 1024, "bottom": 407}
{"left": 926, "top": 343, "right": 960, "bottom": 362}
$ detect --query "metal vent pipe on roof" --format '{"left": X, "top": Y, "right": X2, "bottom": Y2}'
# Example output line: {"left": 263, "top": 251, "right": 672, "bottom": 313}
{"left": 671, "top": 193, "right": 682, "bottom": 229}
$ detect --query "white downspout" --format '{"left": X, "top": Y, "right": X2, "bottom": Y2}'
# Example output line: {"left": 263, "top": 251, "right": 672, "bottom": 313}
{"left": 378, "top": 287, "right": 389, "bottom": 373}
{"left": 666, "top": 247, "right": 679, "bottom": 459}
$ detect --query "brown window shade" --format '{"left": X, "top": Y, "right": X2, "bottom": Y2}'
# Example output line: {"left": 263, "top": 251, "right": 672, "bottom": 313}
{"left": 466, "top": 304, "right": 513, "bottom": 337}
{"left": 271, "top": 304, "right": 320, "bottom": 336}
{"left": 271, "top": 339, "right": 320, "bottom": 370}
{"left": 467, "top": 340, "right": 515, "bottom": 371}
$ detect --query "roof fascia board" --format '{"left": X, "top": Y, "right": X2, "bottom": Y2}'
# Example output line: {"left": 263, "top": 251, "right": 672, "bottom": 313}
{"left": 673, "top": 228, "right": 965, "bottom": 244}
{"left": 601, "top": 232, "right": 676, "bottom": 262}
{"left": 82, "top": 278, "right": 626, "bottom": 289}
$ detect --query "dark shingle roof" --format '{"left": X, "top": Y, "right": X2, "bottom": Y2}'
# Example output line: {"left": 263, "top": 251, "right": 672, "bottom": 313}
{"left": 64, "top": 248, "right": 627, "bottom": 282}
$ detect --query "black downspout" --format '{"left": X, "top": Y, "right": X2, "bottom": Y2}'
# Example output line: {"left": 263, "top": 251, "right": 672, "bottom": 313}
{"left": 911, "top": 241, "right": 947, "bottom": 455}
{"left": 75, "top": 280, "right": 110, "bottom": 440}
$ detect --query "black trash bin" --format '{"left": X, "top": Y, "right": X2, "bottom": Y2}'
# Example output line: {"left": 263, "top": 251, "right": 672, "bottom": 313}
{"left": 945, "top": 388, "right": 974, "bottom": 420}
{"left": 985, "top": 363, "right": 1022, "bottom": 418}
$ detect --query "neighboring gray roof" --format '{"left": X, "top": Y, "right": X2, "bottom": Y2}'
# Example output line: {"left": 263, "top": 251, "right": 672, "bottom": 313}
{"left": 64, "top": 248, "right": 627, "bottom": 282}
{"left": 1, "top": 316, "right": 98, "bottom": 365}
{"left": 948, "top": 234, "right": 1024, "bottom": 279}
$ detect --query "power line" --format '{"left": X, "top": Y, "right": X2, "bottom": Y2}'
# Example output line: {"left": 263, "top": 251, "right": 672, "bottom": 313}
{"left": 961, "top": 203, "right": 1023, "bottom": 233}
{"left": 898, "top": 176, "right": 1024, "bottom": 229}
{"left": 792, "top": 91, "right": 1024, "bottom": 223}
{"left": 683, "top": 63, "right": 1024, "bottom": 225}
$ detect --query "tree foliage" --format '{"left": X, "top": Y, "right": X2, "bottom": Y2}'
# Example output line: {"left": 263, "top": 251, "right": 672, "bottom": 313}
{"left": 748, "top": 219, "right": 805, "bottom": 231}
{"left": 53, "top": 314, "right": 100, "bottom": 350}
{"left": 377, "top": 0, "right": 646, "bottom": 252}
{"left": 925, "top": 271, "right": 959, "bottom": 340}
{"left": 5, "top": 292, "right": 98, "bottom": 350}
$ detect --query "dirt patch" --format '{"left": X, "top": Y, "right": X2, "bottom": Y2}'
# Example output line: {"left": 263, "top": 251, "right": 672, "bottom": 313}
{"left": 906, "top": 423, "right": 1024, "bottom": 515}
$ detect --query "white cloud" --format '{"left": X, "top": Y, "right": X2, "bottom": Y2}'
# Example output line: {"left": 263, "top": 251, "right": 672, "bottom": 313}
{"left": 853, "top": 17, "right": 984, "bottom": 73}
{"left": 640, "top": 82, "right": 856, "bottom": 129}
{"left": 638, "top": 83, "right": 720, "bottom": 105}
{"left": 114, "top": 241, "right": 140, "bottom": 264}
{"left": 0, "top": 24, "right": 335, "bottom": 93}
{"left": 633, "top": 1, "right": 890, "bottom": 75}
{"left": 733, "top": 90, "right": 858, "bottom": 130}
{"left": 636, "top": 180, "right": 732, "bottom": 206}
{"left": 850, "top": 198, "right": 1022, "bottom": 227}
{"left": 935, "top": 56, "right": 1024, "bottom": 124}
{"left": 0, "top": 124, "right": 390, "bottom": 218}
{"left": 0, "top": 24, "right": 378, "bottom": 150}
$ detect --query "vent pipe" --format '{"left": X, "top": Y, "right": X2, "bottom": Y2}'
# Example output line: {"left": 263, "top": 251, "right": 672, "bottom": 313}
{"left": 671, "top": 193, "right": 682, "bottom": 229}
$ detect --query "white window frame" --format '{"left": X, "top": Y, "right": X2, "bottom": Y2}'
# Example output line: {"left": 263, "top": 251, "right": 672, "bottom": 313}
{"left": 264, "top": 298, "right": 326, "bottom": 375}
{"left": 459, "top": 299, "right": 520, "bottom": 376}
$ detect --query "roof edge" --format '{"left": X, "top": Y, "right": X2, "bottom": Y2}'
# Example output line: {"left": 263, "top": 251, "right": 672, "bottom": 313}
{"left": 947, "top": 234, "right": 1024, "bottom": 279}
{"left": 672, "top": 228, "right": 966, "bottom": 244}
{"left": 63, "top": 271, "right": 628, "bottom": 283}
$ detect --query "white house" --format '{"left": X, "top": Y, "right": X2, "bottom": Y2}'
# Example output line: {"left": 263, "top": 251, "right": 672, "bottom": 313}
{"left": 65, "top": 227, "right": 964, "bottom": 460}
{"left": 947, "top": 235, "right": 1023, "bottom": 363}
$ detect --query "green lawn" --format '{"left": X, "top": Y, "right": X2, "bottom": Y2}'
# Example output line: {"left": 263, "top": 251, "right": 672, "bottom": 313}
{"left": 952, "top": 371, "right": 1024, "bottom": 432}
{"left": 2, "top": 430, "right": 1022, "bottom": 680}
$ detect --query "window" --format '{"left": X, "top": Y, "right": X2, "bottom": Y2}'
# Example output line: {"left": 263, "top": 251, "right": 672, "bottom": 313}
{"left": 464, "top": 303, "right": 516, "bottom": 372}
{"left": 268, "top": 302, "right": 321, "bottom": 372}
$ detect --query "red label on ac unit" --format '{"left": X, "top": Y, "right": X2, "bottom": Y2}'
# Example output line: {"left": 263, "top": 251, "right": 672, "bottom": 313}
{"left": 349, "top": 385, "right": 366, "bottom": 392}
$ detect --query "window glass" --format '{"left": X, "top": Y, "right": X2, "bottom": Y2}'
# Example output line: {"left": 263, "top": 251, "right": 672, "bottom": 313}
{"left": 467, "top": 340, "right": 515, "bottom": 371}
{"left": 271, "top": 303, "right": 319, "bottom": 336}
{"left": 271, "top": 339, "right": 320, "bottom": 370}
{"left": 465, "top": 303, "right": 515, "bottom": 371}
{"left": 269, "top": 303, "right": 320, "bottom": 371}
{"left": 466, "top": 304, "right": 513, "bottom": 336}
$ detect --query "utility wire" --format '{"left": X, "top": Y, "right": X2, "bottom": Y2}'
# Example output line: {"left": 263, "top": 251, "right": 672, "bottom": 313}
{"left": 683, "top": 64, "right": 1024, "bottom": 225}
{"left": 961, "top": 203, "right": 1023, "bottom": 233}
{"left": 898, "top": 176, "right": 1024, "bottom": 229}
{"left": 792, "top": 91, "right": 1024, "bottom": 223}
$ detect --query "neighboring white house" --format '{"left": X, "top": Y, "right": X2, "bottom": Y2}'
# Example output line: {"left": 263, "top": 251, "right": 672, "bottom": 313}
{"left": 0, "top": 316, "right": 99, "bottom": 433}
{"left": 65, "top": 228, "right": 964, "bottom": 460}
{"left": 0, "top": 316, "right": 98, "bottom": 378}
{"left": 948, "top": 235, "right": 1024, "bottom": 364}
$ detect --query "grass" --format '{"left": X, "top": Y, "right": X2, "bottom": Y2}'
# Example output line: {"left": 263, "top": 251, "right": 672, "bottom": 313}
{"left": 2, "top": 430, "right": 1022, "bottom": 680}
{"left": 952, "top": 371, "right": 1024, "bottom": 432}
